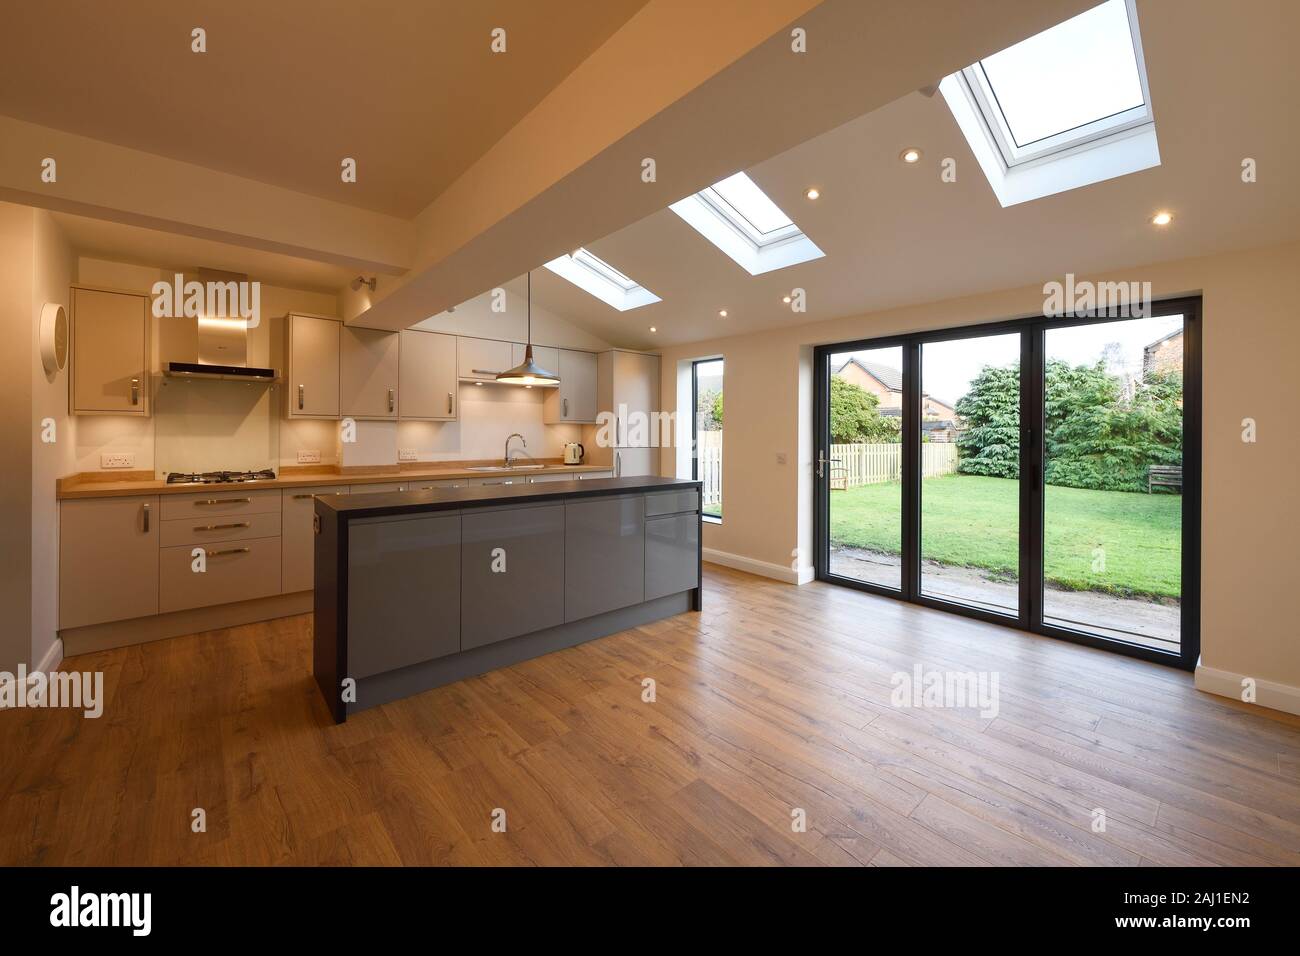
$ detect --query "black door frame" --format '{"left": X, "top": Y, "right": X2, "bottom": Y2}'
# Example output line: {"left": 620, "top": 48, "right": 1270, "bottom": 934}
{"left": 813, "top": 296, "right": 1201, "bottom": 670}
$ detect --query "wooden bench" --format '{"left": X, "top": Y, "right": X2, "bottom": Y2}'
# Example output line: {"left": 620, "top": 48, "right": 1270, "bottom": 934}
{"left": 1148, "top": 464, "right": 1182, "bottom": 493}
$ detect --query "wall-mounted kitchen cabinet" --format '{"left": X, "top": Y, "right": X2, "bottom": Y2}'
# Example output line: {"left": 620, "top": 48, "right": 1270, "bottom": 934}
{"left": 286, "top": 313, "right": 340, "bottom": 419}
{"left": 71, "top": 287, "right": 151, "bottom": 416}
{"left": 340, "top": 327, "right": 399, "bottom": 420}
{"left": 457, "top": 337, "right": 513, "bottom": 381}
{"left": 543, "top": 349, "right": 598, "bottom": 424}
{"left": 598, "top": 349, "right": 660, "bottom": 447}
{"left": 398, "top": 329, "right": 457, "bottom": 420}
{"left": 59, "top": 495, "right": 159, "bottom": 628}
{"left": 511, "top": 342, "right": 561, "bottom": 380}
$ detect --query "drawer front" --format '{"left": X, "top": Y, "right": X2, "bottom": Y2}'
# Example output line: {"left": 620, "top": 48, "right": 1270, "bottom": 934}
{"left": 410, "top": 478, "right": 471, "bottom": 491}
{"left": 160, "top": 511, "right": 281, "bottom": 548}
{"left": 645, "top": 513, "right": 700, "bottom": 601}
{"left": 644, "top": 488, "right": 699, "bottom": 517}
{"left": 347, "top": 481, "right": 406, "bottom": 495}
{"left": 159, "top": 536, "right": 282, "bottom": 613}
{"left": 161, "top": 488, "right": 282, "bottom": 520}
{"left": 578, "top": 470, "right": 614, "bottom": 479}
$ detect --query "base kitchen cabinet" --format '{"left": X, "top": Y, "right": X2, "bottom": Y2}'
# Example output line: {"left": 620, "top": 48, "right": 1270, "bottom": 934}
{"left": 645, "top": 489, "right": 701, "bottom": 601}
{"left": 59, "top": 495, "right": 160, "bottom": 628}
{"left": 564, "top": 494, "right": 645, "bottom": 622}
{"left": 461, "top": 503, "right": 564, "bottom": 649}
{"left": 282, "top": 487, "right": 339, "bottom": 593}
{"left": 346, "top": 513, "right": 461, "bottom": 679}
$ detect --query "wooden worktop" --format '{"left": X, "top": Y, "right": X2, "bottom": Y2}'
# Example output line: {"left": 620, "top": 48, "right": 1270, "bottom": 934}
{"left": 56, "top": 461, "right": 613, "bottom": 500}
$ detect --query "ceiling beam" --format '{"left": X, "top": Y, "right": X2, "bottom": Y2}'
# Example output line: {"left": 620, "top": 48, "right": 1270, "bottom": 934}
{"left": 349, "top": 0, "right": 1094, "bottom": 331}
{"left": 0, "top": 114, "right": 413, "bottom": 276}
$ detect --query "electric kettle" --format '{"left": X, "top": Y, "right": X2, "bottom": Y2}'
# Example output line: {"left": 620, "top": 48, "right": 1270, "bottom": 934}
{"left": 564, "top": 442, "right": 585, "bottom": 464}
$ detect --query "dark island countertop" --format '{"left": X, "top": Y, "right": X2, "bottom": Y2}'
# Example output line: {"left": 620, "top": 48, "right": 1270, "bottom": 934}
{"left": 315, "top": 475, "right": 702, "bottom": 518}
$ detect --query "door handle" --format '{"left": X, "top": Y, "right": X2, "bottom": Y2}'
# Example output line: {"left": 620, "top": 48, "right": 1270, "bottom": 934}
{"left": 298, "top": 384, "right": 304, "bottom": 410}
{"left": 194, "top": 522, "right": 251, "bottom": 531}
{"left": 196, "top": 497, "right": 252, "bottom": 506}
{"left": 563, "top": 397, "right": 568, "bottom": 418}
{"left": 206, "top": 547, "right": 250, "bottom": 558}
{"left": 292, "top": 493, "right": 315, "bottom": 500}
{"left": 388, "top": 387, "right": 395, "bottom": 413}
{"left": 141, "top": 502, "right": 150, "bottom": 533}
{"left": 447, "top": 392, "right": 453, "bottom": 415}
{"left": 817, "top": 451, "right": 830, "bottom": 479}
{"left": 130, "top": 377, "right": 140, "bottom": 406}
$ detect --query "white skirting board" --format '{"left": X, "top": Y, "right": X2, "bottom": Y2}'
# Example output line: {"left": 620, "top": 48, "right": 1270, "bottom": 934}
{"left": 1195, "top": 659, "right": 1300, "bottom": 717}
{"left": 702, "top": 548, "right": 814, "bottom": 585}
{"left": 34, "top": 638, "right": 64, "bottom": 678}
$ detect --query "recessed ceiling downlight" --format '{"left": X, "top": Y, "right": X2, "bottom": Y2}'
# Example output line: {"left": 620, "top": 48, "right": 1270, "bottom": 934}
{"left": 900, "top": 147, "right": 922, "bottom": 164}
{"left": 1151, "top": 211, "right": 1173, "bottom": 226}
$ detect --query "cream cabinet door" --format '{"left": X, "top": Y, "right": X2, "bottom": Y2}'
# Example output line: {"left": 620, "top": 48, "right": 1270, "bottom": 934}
{"left": 613, "top": 351, "right": 659, "bottom": 446}
{"left": 340, "top": 327, "right": 399, "bottom": 419}
{"left": 399, "top": 330, "right": 458, "bottom": 419}
{"left": 59, "top": 495, "right": 160, "bottom": 628}
{"left": 282, "top": 487, "right": 338, "bottom": 593}
{"left": 287, "top": 314, "right": 340, "bottom": 418}
{"left": 71, "top": 288, "right": 150, "bottom": 416}
{"left": 457, "top": 337, "right": 513, "bottom": 380}
{"left": 544, "top": 349, "right": 598, "bottom": 424}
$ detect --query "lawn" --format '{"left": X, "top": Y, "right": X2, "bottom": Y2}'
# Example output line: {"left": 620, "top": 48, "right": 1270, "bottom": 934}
{"left": 830, "top": 474, "right": 1181, "bottom": 598}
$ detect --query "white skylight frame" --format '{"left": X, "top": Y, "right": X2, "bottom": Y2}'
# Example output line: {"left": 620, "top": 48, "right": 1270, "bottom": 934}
{"left": 940, "top": 0, "right": 1160, "bottom": 207}
{"left": 543, "top": 248, "right": 661, "bottom": 311}
{"left": 670, "top": 171, "right": 824, "bottom": 275}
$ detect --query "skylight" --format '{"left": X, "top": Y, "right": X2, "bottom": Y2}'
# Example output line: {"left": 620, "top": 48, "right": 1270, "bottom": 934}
{"left": 978, "top": 0, "right": 1145, "bottom": 149}
{"left": 939, "top": 0, "right": 1159, "bottom": 206}
{"left": 543, "top": 248, "right": 660, "bottom": 311}
{"left": 670, "top": 171, "right": 823, "bottom": 275}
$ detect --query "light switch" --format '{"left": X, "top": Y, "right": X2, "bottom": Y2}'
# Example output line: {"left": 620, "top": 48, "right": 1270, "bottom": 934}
{"left": 775, "top": 452, "right": 788, "bottom": 465}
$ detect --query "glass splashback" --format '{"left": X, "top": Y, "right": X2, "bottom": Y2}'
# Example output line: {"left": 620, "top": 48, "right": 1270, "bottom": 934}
{"left": 153, "top": 375, "right": 280, "bottom": 479}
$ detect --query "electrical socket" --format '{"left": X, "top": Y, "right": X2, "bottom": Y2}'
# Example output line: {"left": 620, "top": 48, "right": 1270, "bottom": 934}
{"left": 297, "top": 450, "right": 321, "bottom": 464}
{"left": 398, "top": 448, "right": 418, "bottom": 462}
{"left": 101, "top": 453, "right": 135, "bottom": 469}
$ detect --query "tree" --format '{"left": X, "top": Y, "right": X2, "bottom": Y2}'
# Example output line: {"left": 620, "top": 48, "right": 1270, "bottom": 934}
{"left": 695, "top": 387, "right": 721, "bottom": 431}
{"left": 711, "top": 392, "right": 723, "bottom": 426}
{"left": 830, "top": 377, "right": 899, "bottom": 443}
{"left": 955, "top": 365, "right": 1020, "bottom": 478}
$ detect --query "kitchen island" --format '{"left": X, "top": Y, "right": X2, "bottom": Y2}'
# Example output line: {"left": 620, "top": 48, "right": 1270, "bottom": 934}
{"left": 313, "top": 476, "right": 702, "bottom": 722}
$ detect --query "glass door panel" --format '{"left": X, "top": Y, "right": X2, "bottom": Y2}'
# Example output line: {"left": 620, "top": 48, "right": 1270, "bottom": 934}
{"left": 1042, "top": 314, "right": 1185, "bottom": 652}
{"left": 826, "top": 346, "right": 905, "bottom": 590}
{"left": 919, "top": 333, "right": 1022, "bottom": 615}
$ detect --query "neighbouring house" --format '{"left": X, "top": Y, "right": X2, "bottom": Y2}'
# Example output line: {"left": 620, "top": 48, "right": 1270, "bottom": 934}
{"left": 835, "top": 357, "right": 958, "bottom": 421}
{"left": 1143, "top": 328, "right": 1184, "bottom": 376}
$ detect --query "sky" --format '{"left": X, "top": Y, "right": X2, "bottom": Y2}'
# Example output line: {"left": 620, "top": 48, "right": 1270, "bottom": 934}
{"left": 834, "top": 313, "right": 1184, "bottom": 406}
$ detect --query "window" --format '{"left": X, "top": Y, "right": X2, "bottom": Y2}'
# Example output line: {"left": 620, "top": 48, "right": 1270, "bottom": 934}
{"left": 692, "top": 358, "right": 723, "bottom": 521}
{"left": 670, "top": 172, "right": 824, "bottom": 275}
{"left": 940, "top": 0, "right": 1159, "bottom": 206}
{"left": 543, "top": 247, "right": 660, "bottom": 311}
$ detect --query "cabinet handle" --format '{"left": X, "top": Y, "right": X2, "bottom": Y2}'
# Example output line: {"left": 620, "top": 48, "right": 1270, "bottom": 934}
{"left": 130, "top": 377, "right": 140, "bottom": 406}
{"left": 562, "top": 397, "right": 568, "bottom": 418}
{"left": 447, "top": 392, "right": 453, "bottom": 415}
{"left": 196, "top": 497, "right": 252, "bottom": 505}
{"left": 194, "top": 522, "right": 251, "bottom": 531}
{"left": 615, "top": 451, "right": 622, "bottom": 477}
{"left": 298, "top": 384, "right": 304, "bottom": 410}
{"left": 206, "top": 547, "right": 250, "bottom": 558}
{"left": 292, "top": 493, "right": 316, "bottom": 500}
{"left": 388, "top": 387, "right": 395, "bottom": 413}
{"left": 141, "top": 502, "right": 150, "bottom": 532}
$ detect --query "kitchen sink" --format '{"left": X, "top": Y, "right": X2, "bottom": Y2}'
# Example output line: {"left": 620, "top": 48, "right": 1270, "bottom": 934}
{"left": 465, "top": 464, "right": 546, "bottom": 472}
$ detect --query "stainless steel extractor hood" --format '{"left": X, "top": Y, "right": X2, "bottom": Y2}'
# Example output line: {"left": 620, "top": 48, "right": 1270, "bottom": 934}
{"left": 163, "top": 269, "right": 279, "bottom": 383}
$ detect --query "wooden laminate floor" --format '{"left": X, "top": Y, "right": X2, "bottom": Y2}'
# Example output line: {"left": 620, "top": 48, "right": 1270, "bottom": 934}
{"left": 3, "top": 565, "right": 1300, "bottom": 866}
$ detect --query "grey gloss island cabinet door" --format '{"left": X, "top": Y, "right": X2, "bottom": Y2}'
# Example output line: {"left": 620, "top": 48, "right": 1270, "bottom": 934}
{"left": 461, "top": 503, "right": 565, "bottom": 649}
{"left": 564, "top": 494, "right": 645, "bottom": 622}
{"left": 347, "top": 513, "right": 461, "bottom": 679}
{"left": 645, "top": 514, "right": 700, "bottom": 601}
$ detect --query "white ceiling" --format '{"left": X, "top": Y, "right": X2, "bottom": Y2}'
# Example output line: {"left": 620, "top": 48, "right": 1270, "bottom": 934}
{"left": 527, "top": 0, "right": 1300, "bottom": 349}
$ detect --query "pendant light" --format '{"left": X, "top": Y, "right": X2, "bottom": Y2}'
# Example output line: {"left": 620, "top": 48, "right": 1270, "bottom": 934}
{"left": 496, "top": 272, "right": 560, "bottom": 386}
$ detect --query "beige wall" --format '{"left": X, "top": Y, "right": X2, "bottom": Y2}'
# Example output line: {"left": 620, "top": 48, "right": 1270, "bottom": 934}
{"left": 31, "top": 212, "right": 75, "bottom": 670}
{"left": 0, "top": 204, "right": 35, "bottom": 673}
{"left": 657, "top": 240, "right": 1300, "bottom": 693}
